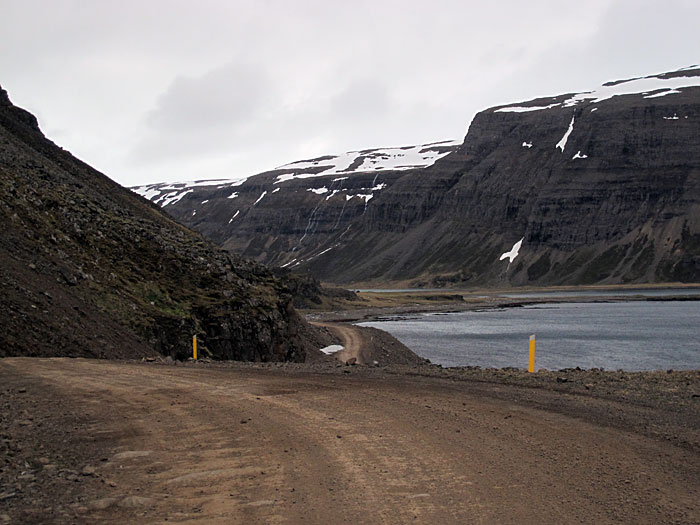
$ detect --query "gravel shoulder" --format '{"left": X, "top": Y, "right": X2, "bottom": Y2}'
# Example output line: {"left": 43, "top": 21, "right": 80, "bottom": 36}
{"left": 1, "top": 358, "right": 699, "bottom": 524}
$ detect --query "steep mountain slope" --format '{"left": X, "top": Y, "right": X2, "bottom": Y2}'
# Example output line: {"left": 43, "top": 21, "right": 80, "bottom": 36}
{"left": 135, "top": 67, "right": 700, "bottom": 287}
{"left": 133, "top": 142, "right": 459, "bottom": 268}
{"left": 0, "top": 85, "right": 316, "bottom": 361}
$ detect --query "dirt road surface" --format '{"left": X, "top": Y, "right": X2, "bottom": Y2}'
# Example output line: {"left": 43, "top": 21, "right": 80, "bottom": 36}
{"left": 310, "top": 322, "right": 423, "bottom": 366}
{"left": 1, "top": 358, "right": 699, "bottom": 524}
{"left": 312, "top": 322, "right": 367, "bottom": 364}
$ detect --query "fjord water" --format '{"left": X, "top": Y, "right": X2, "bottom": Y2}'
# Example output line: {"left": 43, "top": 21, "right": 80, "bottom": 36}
{"left": 359, "top": 301, "right": 700, "bottom": 371}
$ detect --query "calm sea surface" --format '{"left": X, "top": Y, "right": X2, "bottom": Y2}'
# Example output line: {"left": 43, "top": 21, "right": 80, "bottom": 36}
{"left": 359, "top": 301, "right": 700, "bottom": 371}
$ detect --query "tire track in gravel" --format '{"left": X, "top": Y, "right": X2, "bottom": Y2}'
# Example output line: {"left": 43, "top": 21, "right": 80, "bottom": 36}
{"left": 1, "top": 358, "right": 699, "bottom": 524}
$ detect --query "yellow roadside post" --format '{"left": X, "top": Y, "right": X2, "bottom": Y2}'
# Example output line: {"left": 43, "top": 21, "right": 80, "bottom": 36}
{"left": 528, "top": 334, "right": 535, "bottom": 373}
{"left": 193, "top": 335, "right": 198, "bottom": 360}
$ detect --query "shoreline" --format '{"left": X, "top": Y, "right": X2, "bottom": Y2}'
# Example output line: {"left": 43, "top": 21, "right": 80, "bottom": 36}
{"left": 305, "top": 288, "right": 700, "bottom": 324}
{"left": 304, "top": 287, "right": 700, "bottom": 373}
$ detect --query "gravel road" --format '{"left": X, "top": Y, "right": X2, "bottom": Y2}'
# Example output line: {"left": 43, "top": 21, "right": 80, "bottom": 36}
{"left": 1, "top": 358, "right": 698, "bottom": 524}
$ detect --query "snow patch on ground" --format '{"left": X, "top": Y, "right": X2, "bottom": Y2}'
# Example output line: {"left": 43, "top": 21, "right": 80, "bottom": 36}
{"left": 663, "top": 114, "right": 680, "bottom": 120}
{"left": 228, "top": 210, "right": 240, "bottom": 223}
{"left": 308, "top": 187, "right": 329, "bottom": 195}
{"left": 522, "top": 142, "right": 533, "bottom": 148}
{"left": 572, "top": 151, "right": 588, "bottom": 159}
{"left": 272, "top": 188, "right": 280, "bottom": 193}
{"left": 273, "top": 141, "right": 460, "bottom": 184}
{"left": 319, "top": 345, "right": 344, "bottom": 355}
{"left": 556, "top": 116, "right": 575, "bottom": 152}
{"left": 228, "top": 192, "right": 239, "bottom": 199}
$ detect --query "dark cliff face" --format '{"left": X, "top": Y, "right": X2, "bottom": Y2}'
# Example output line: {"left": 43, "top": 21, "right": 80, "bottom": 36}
{"left": 136, "top": 68, "right": 700, "bottom": 287}
{"left": 0, "top": 85, "right": 310, "bottom": 360}
{"left": 133, "top": 142, "right": 459, "bottom": 273}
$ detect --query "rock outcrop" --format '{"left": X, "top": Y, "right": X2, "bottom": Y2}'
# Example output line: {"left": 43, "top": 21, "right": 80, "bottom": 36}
{"left": 0, "top": 85, "right": 314, "bottom": 360}
{"left": 134, "top": 67, "right": 700, "bottom": 287}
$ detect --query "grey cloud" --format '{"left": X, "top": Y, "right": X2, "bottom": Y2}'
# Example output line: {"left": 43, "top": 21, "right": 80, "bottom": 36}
{"left": 583, "top": 0, "right": 700, "bottom": 76}
{"left": 4, "top": 0, "right": 700, "bottom": 187}
{"left": 329, "top": 78, "right": 393, "bottom": 121}
{"left": 130, "top": 63, "right": 279, "bottom": 164}
{"left": 146, "top": 63, "right": 273, "bottom": 131}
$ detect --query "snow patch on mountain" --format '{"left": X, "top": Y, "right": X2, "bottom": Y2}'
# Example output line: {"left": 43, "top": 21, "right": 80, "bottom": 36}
{"left": 645, "top": 89, "right": 681, "bottom": 99}
{"left": 350, "top": 194, "right": 373, "bottom": 203}
{"left": 132, "top": 176, "right": 249, "bottom": 206}
{"left": 495, "top": 69, "right": 700, "bottom": 113}
{"left": 252, "top": 191, "right": 267, "bottom": 206}
{"left": 161, "top": 189, "right": 192, "bottom": 207}
{"left": 273, "top": 141, "right": 460, "bottom": 184}
{"left": 137, "top": 187, "right": 162, "bottom": 201}
{"left": 499, "top": 103, "right": 560, "bottom": 113}
{"left": 556, "top": 116, "right": 575, "bottom": 152}
{"left": 132, "top": 142, "right": 459, "bottom": 207}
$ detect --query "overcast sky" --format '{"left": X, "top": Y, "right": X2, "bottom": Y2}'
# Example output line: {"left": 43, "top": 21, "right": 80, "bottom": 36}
{"left": 2, "top": 0, "right": 699, "bottom": 187}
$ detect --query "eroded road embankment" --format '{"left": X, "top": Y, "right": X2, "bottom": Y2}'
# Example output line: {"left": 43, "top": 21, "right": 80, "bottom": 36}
{"left": 1, "top": 358, "right": 699, "bottom": 524}
{"left": 310, "top": 321, "right": 424, "bottom": 366}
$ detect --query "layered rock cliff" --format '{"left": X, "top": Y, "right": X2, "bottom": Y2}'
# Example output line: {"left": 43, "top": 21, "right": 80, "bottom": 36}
{"left": 133, "top": 142, "right": 459, "bottom": 270}
{"left": 0, "top": 85, "right": 315, "bottom": 360}
{"left": 135, "top": 67, "right": 700, "bottom": 287}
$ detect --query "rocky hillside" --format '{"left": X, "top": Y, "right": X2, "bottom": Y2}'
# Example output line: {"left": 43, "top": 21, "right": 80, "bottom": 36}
{"left": 0, "top": 85, "right": 320, "bottom": 361}
{"left": 135, "top": 67, "right": 700, "bottom": 287}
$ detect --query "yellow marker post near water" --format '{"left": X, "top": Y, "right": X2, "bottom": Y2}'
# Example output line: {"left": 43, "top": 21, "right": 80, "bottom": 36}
{"left": 193, "top": 335, "right": 198, "bottom": 360}
{"left": 528, "top": 334, "right": 535, "bottom": 373}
